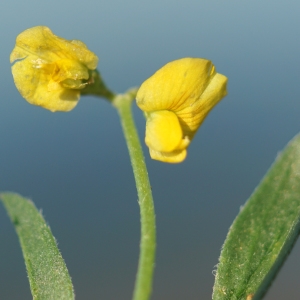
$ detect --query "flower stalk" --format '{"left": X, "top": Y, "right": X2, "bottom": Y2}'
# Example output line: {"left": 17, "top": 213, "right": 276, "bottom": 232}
{"left": 83, "top": 79, "right": 156, "bottom": 300}
{"left": 112, "top": 90, "right": 156, "bottom": 300}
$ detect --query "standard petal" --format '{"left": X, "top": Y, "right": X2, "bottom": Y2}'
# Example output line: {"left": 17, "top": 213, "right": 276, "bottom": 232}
{"left": 136, "top": 58, "right": 215, "bottom": 113}
{"left": 10, "top": 26, "right": 98, "bottom": 70}
{"left": 145, "top": 110, "right": 183, "bottom": 152}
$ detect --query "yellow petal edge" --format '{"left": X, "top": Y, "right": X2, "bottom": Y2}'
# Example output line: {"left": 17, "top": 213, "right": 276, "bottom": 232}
{"left": 10, "top": 26, "right": 98, "bottom": 112}
{"left": 136, "top": 58, "right": 228, "bottom": 163}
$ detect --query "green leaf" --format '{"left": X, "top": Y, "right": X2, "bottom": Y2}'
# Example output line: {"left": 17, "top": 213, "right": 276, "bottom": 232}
{"left": 212, "top": 133, "right": 300, "bottom": 300}
{"left": 1, "top": 193, "right": 74, "bottom": 300}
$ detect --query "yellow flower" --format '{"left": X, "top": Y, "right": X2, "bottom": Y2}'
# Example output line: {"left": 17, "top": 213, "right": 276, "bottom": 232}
{"left": 136, "top": 58, "right": 228, "bottom": 163}
{"left": 10, "top": 26, "right": 98, "bottom": 112}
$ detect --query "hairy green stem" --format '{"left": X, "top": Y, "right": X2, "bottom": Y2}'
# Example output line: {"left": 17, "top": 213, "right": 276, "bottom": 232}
{"left": 82, "top": 75, "right": 156, "bottom": 300}
{"left": 112, "top": 90, "right": 156, "bottom": 300}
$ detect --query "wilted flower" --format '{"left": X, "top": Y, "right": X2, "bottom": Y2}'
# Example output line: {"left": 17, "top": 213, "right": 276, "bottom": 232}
{"left": 10, "top": 26, "right": 98, "bottom": 112}
{"left": 136, "top": 58, "right": 228, "bottom": 163}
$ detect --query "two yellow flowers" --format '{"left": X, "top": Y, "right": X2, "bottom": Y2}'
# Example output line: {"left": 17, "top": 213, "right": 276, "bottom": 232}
{"left": 10, "top": 27, "right": 227, "bottom": 163}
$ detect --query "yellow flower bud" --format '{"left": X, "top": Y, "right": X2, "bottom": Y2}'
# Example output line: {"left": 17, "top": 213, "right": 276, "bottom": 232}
{"left": 136, "top": 58, "right": 228, "bottom": 163}
{"left": 10, "top": 26, "right": 98, "bottom": 112}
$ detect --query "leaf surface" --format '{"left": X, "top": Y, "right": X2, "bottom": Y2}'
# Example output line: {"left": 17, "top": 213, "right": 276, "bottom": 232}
{"left": 213, "top": 134, "right": 300, "bottom": 300}
{"left": 1, "top": 193, "right": 74, "bottom": 300}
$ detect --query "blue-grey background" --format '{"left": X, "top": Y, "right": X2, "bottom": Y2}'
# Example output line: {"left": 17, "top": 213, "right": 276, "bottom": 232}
{"left": 0, "top": 1, "right": 299, "bottom": 299}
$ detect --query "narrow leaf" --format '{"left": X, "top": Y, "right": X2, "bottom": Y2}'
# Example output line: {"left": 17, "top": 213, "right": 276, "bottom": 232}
{"left": 1, "top": 193, "right": 74, "bottom": 300}
{"left": 212, "top": 133, "right": 300, "bottom": 300}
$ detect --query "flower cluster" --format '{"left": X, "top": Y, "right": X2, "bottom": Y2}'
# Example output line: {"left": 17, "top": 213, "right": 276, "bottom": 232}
{"left": 136, "top": 58, "right": 228, "bottom": 163}
{"left": 10, "top": 26, "right": 98, "bottom": 112}
{"left": 10, "top": 28, "right": 227, "bottom": 164}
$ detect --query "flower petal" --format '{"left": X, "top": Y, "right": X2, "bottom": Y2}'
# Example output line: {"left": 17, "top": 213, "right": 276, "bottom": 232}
{"left": 149, "top": 148, "right": 187, "bottom": 163}
{"left": 145, "top": 110, "right": 183, "bottom": 152}
{"left": 136, "top": 58, "right": 215, "bottom": 113}
{"left": 11, "top": 56, "right": 79, "bottom": 112}
{"left": 53, "top": 59, "right": 89, "bottom": 85}
{"left": 176, "top": 73, "right": 228, "bottom": 135}
{"left": 10, "top": 26, "right": 98, "bottom": 68}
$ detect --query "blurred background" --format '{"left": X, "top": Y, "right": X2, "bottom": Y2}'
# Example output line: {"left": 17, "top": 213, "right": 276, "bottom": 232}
{"left": 0, "top": 0, "right": 299, "bottom": 299}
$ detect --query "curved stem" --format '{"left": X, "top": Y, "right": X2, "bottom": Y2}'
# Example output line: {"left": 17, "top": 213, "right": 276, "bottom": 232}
{"left": 113, "top": 90, "right": 156, "bottom": 300}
